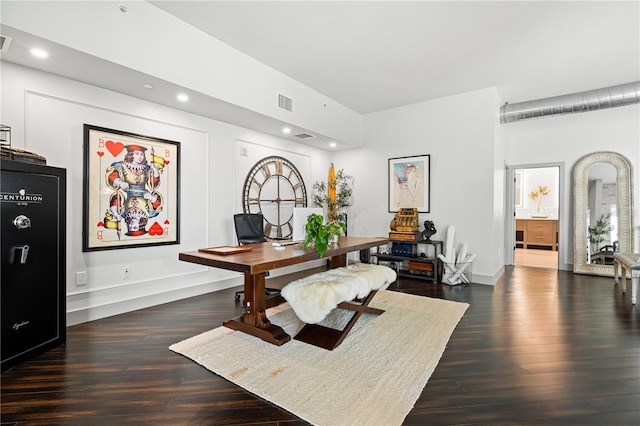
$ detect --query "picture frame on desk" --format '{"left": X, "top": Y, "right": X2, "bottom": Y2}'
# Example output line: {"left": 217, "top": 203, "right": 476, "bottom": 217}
{"left": 388, "top": 154, "right": 430, "bottom": 213}
{"left": 82, "top": 124, "right": 181, "bottom": 251}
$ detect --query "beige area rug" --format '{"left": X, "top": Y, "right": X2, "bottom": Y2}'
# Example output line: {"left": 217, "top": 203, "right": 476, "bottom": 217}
{"left": 170, "top": 290, "right": 468, "bottom": 426}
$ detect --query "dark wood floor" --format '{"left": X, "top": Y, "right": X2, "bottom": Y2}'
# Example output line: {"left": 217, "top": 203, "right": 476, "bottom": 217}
{"left": 2, "top": 266, "right": 639, "bottom": 425}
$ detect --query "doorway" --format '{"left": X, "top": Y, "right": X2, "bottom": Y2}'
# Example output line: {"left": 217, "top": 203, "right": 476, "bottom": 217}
{"left": 505, "top": 164, "right": 563, "bottom": 269}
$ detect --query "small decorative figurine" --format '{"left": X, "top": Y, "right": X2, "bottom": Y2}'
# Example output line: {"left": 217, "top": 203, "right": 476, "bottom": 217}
{"left": 421, "top": 220, "right": 436, "bottom": 241}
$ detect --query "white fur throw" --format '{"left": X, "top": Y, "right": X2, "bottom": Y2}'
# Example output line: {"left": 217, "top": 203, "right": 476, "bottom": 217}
{"left": 281, "top": 263, "right": 397, "bottom": 324}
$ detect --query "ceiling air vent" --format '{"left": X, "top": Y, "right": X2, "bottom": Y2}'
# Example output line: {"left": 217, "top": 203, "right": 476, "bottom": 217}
{"left": 278, "top": 93, "right": 293, "bottom": 112}
{"left": 0, "top": 34, "right": 13, "bottom": 53}
{"left": 293, "top": 133, "right": 315, "bottom": 139}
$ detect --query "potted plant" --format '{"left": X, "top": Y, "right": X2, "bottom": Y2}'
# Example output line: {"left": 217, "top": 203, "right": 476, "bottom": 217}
{"left": 588, "top": 213, "right": 613, "bottom": 255}
{"left": 303, "top": 213, "right": 346, "bottom": 257}
{"left": 312, "top": 165, "right": 354, "bottom": 223}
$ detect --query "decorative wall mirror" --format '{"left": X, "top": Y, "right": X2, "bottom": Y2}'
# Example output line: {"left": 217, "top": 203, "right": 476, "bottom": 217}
{"left": 573, "top": 151, "right": 634, "bottom": 276}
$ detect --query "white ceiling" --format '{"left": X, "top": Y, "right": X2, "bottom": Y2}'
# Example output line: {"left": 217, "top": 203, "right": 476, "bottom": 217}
{"left": 150, "top": 1, "right": 640, "bottom": 113}
{"left": 1, "top": 1, "right": 638, "bottom": 147}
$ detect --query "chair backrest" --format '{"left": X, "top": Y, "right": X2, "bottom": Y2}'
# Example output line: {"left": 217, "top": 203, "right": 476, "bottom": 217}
{"left": 234, "top": 213, "right": 267, "bottom": 245}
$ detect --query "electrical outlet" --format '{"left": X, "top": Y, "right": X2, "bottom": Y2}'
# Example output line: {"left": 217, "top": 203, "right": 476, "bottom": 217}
{"left": 122, "top": 267, "right": 130, "bottom": 279}
{"left": 76, "top": 271, "right": 87, "bottom": 286}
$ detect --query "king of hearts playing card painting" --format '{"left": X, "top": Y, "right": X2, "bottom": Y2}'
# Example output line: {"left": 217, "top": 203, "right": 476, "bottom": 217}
{"left": 83, "top": 125, "right": 180, "bottom": 251}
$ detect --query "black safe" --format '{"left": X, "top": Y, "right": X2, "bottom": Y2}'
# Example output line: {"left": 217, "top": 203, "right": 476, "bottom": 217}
{"left": 1, "top": 160, "right": 66, "bottom": 371}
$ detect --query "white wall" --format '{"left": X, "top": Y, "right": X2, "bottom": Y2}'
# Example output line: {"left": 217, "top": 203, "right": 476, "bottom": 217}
{"left": 339, "top": 87, "right": 505, "bottom": 284}
{"left": 334, "top": 88, "right": 639, "bottom": 282}
{"left": 2, "top": 62, "right": 330, "bottom": 325}
{"left": 504, "top": 105, "right": 640, "bottom": 263}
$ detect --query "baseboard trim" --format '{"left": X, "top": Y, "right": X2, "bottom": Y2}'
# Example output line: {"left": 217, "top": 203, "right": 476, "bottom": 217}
{"left": 66, "top": 276, "right": 239, "bottom": 326}
{"left": 66, "top": 261, "right": 327, "bottom": 326}
{"left": 469, "top": 266, "right": 503, "bottom": 286}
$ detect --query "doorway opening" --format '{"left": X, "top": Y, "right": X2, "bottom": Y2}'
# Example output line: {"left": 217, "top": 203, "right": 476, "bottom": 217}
{"left": 506, "top": 164, "right": 562, "bottom": 269}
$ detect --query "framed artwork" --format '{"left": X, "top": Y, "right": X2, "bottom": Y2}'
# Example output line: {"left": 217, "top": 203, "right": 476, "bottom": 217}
{"left": 514, "top": 170, "right": 524, "bottom": 208}
{"left": 388, "top": 154, "right": 430, "bottom": 213}
{"left": 82, "top": 124, "right": 180, "bottom": 251}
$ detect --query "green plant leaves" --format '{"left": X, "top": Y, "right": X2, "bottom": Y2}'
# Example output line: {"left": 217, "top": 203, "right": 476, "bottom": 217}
{"left": 303, "top": 213, "right": 345, "bottom": 257}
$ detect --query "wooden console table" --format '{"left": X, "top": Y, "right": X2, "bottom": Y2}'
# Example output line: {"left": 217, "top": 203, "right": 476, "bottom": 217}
{"left": 516, "top": 219, "right": 558, "bottom": 251}
{"left": 179, "top": 236, "right": 388, "bottom": 346}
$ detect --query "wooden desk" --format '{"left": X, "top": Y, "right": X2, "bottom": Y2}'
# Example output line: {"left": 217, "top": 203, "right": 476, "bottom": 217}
{"left": 179, "top": 236, "right": 388, "bottom": 346}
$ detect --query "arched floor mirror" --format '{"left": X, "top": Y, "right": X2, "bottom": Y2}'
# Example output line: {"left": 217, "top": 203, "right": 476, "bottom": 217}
{"left": 573, "top": 151, "right": 634, "bottom": 276}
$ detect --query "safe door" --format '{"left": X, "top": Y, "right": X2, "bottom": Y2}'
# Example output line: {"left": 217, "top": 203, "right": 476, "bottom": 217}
{"left": 1, "top": 161, "right": 66, "bottom": 371}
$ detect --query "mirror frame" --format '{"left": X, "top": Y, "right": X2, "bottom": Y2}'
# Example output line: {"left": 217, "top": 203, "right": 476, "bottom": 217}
{"left": 573, "top": 151, "right": 634, "bottom": 276}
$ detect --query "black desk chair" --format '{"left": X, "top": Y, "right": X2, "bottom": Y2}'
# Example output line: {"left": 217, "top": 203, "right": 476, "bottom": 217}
{"left": 234, "top": 213, "right": 267, "bottom": 245}
{"left": 233, "top": 213, "right": 279, "bottom": 301}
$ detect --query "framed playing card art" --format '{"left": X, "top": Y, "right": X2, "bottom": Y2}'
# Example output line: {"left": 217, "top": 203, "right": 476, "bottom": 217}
{"left": 82, "top": 124, "right": 180, "bottom": 251}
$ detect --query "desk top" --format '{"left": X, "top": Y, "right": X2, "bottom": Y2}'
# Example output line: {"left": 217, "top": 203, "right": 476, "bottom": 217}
{"left": 179, "top": 236, "right": 388, "bottom": 275}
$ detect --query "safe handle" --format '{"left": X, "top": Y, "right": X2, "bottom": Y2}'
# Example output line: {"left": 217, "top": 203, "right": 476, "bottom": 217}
{"left": 12, "top": 245, "right": 30, "bottom": 264}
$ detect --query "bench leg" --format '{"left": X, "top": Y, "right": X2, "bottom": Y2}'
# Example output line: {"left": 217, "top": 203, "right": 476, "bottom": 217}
{"left": 614, "top": 260, "right": 620, "bottom": 284}
{"left": 293, "top": 290, "right": 384, "bottom": 350}
{"left": 632, "top": 275, "right": 638, "bottom": 304}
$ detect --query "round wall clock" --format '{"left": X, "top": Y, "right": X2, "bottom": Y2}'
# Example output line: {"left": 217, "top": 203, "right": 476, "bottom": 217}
{"left": 242, "top": 155, "right": 307, "bottom": 239}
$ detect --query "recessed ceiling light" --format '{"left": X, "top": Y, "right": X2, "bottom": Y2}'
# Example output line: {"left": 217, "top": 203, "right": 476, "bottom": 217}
{"left": 177, "top": 94, "right": 189, "bottom": 102}
{"left": 282, "top": 127, "right": 291, "bottom": 134}
{"left": 29, "top": 48, "right": 49, "bottom": 59}
{"left": 329, "top": 142, "right": 337, "bottom": 148}
{"left": 142, "top": 83, "right": 153, "bottom": 89}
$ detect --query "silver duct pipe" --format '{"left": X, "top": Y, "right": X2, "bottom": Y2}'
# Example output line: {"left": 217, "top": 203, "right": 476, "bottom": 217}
{"left": 500, "top": 81, "right": 640, "bottom": 124}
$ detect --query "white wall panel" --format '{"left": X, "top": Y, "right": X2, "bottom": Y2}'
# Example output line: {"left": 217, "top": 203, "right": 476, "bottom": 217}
{"left": 2, "top": 62, "right": 330, "bottom": 324}
{"left": 354, "top": 88, "right": 503, "bottom": 283}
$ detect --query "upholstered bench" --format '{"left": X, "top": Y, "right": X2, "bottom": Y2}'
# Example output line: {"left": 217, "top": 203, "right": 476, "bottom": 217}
{"left": 281, "top": 263, "right": 397, "bottom": 350}
{"left": 613, "top": 252, "right": 639, "bottom": 305}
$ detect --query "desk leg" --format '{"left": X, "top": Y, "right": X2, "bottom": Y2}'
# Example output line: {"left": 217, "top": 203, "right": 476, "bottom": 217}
{"left": 328, "top": 253, "right": 347, "bottom": 269}
{"left": 359, "top": 248, "right": 371, "bottom": 263}
{"left": 223, "top": 272, "right": 291, "bottom": 345}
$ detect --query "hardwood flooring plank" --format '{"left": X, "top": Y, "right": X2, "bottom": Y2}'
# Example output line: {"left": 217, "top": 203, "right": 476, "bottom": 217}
{"left": 2, "top": 267, "right": 639, "bottom": 425}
